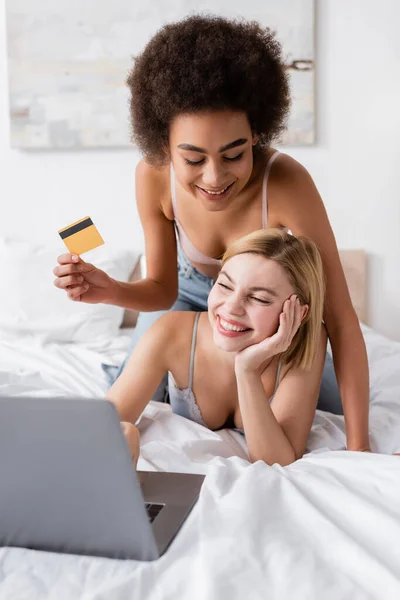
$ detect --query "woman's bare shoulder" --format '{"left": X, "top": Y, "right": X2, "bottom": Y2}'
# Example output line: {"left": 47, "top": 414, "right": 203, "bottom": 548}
{"left": 269, "top": 151, "right": 312, "bottom": 186}
{"left": 253, "top": 149, "right": 312, "bottom": 207}
{"left": 148, "top": 311, "right": 200, "bottom": 372}
{"left": 135, "top": 158, "right": 173, "bottom": 216}
{"left": 266, "top": 151, "right": 326, "bottom": 230}
{"left": 136, "top": 157, "right": 169, "bottom": 182}
{"left": 150, "top": 311, "right": 199, "bottom": 345}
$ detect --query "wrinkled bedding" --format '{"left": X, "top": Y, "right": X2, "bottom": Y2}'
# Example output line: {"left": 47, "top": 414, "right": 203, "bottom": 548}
{"left": 1, "top": 325, "right": 400, "bottom": 599}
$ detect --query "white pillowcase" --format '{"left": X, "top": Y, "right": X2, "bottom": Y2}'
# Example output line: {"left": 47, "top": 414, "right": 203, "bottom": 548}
{"left": 0, "top": 237, "right": 139, "bottom": 349}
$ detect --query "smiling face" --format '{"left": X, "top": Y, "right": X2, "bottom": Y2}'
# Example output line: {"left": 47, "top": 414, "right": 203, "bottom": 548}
{"left": 169, "top": 110, "right": 257, "bottom": 211}
{"left": 208, "top": 253, "right": 297, "bottom": 353}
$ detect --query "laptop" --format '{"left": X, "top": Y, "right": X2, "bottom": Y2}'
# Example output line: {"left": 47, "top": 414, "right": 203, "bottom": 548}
{"left": 0, "top": 396, "right": 204, "bottom": 561}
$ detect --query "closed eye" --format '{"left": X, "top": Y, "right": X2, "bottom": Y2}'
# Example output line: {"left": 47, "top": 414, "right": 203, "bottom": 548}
{"left": 184, "top": 158, "right": 205, "bottom": 166}
{"left": 224, "top": 153, "right": 243, "bottom": 162}
{"left": 251, "top": 296, "right": 271, "bottom": 305}
{"left": 184, "top": 152, "right": 243, "bottom": 166}
{"left": 218, "top": 282, "right": 231, "bottom": 290}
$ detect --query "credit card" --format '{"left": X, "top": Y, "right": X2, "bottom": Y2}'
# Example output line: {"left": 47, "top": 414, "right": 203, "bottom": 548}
{"left": 58, "top": 216, "right": 104, "bottom": 255}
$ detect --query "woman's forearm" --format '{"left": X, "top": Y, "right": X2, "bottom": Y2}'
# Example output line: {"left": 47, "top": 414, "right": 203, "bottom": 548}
{"left": 235, "top": 368, "right": 296, "bottom": 466}
{"left": 106, "top": 313, "right": 173, "bottom": 425}
{"left": 327, "top": 318, "right": 370, "bottom": 451}
{"left": 106, "top": 277, "right": 178, "bottom": 311}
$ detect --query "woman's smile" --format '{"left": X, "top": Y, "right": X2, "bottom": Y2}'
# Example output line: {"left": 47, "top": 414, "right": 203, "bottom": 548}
{"left": 217, "top": 314, "right": 252, "bottom": 337}
{"left": 195, "top": 181, "right": 236, "bottom": 202}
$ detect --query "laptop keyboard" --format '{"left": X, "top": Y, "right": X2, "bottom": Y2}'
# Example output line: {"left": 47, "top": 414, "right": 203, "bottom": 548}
{"left": 145, "top": 502, "right": 164, "bottom": 523}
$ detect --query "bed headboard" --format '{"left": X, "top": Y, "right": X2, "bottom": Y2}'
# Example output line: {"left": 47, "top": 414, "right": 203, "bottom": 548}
{"left": 122, "top": 249, "right": 369, "bottom": 327}
{"left": 338, "top": 249, "right": 368, "bottom": 324}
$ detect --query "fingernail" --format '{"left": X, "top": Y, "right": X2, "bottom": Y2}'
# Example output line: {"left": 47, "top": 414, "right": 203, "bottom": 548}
{"left": 72, "top": 255, "right": 79, "bottom": 262}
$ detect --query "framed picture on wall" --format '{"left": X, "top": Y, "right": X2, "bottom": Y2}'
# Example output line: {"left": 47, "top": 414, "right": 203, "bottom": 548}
{"left": 6, "top": 0, "right": 314, "bottom": 149}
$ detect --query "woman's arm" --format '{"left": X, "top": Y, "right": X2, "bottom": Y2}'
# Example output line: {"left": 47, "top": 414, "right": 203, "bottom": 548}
{"left": 53, "top": 159, "right": 178, "bottom": 311}
{"left": 120, "top": 422, "right": 140, "bottom": 466}
{"left": 106, "top": 312, "right": 176, "bottom": 423}
{"left": 273, "top": 156, "right": 370, "bottom": 451}
{"left": 111, "top": 160, "right": 179, "bottom": 311}
{"left": 235, "top": 328, "right": 327, "bottom": 466}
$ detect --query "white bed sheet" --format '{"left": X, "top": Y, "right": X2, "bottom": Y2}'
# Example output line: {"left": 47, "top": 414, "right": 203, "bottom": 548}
{"left": 1, "top": 325, "right": 400, "bottom": 600}
{"left": 0, "top": 329, "right": 132, "bottom": 398}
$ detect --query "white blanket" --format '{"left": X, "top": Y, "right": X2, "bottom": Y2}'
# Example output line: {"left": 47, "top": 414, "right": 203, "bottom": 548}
{"left": 1, "top": 325, "right": 400, "bottom": 599}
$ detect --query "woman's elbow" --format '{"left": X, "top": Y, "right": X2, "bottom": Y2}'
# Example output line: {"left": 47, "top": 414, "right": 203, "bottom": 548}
{"left": 106, "top": 394, "right": 121, "bottom": 415}
{"left": 157, "top": 285, "right": 178, "bottom": 310}
{"left": 105, "top": 392, "right": 130, "bottom": 422}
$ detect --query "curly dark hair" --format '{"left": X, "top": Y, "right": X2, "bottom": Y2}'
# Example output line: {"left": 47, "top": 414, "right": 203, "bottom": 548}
{"left": 127, "top": 14, "right": 290, "bottom": 166}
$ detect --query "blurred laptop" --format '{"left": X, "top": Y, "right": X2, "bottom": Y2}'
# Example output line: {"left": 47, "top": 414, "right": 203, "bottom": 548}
{"left": 0, "top": 396, "right": 204, "bottom": 561}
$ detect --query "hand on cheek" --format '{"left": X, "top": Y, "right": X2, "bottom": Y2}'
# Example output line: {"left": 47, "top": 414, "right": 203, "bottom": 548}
{"left": 278, "top": 294, "right": 306, "bottom": 347}
{"left": 235, "top": 295, "right": 307, "bottom": 374}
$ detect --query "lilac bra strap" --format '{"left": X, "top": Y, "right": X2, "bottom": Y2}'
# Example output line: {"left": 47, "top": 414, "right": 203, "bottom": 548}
{"left": 188, "top": 312, "right": 201, "bottom": 389}
{"left": 170, "top": 163, "right": 178, "bottom": 218}
{"left": 262, "top": 151, "right": 280, "bottom": 229}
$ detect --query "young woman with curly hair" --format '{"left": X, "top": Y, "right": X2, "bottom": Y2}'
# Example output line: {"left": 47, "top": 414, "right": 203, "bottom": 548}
{"left": 53, "top": 15, "right": 370, "bottom": 453}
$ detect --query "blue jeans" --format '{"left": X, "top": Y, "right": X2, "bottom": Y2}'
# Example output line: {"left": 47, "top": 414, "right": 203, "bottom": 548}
{"left": 108, "top": 245, "right": 214, "bottom": 401}
{"left": 110, "top": 245, "right": 343, "bottom": 415}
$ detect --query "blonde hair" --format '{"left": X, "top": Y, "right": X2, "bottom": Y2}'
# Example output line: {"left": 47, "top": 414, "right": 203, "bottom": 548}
{"left": 222, "top": 229, "right": 325, "bottom": 370}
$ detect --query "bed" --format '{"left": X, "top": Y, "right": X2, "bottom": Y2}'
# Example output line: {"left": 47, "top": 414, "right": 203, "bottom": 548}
{"left": 1, "top": 240, "right": 400, "bottom": 600}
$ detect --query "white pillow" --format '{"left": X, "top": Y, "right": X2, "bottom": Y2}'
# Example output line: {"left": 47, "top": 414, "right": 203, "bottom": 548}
{"left": 0, "top": 237, "right": 139, "bottom": 349}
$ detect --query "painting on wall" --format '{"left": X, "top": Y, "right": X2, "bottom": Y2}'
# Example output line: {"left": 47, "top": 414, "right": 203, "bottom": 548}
{"left": 6, "top": 0, "right": 314, "bottom": 149}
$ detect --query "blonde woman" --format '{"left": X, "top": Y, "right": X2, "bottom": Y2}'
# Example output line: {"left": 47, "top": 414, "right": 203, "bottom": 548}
{"left": 109, "top": 229, "right": 327, "bottom": 467}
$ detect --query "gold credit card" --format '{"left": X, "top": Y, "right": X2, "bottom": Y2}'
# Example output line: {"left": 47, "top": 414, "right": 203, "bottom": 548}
{"left": 58, "top": 216, "right": 104, "bottom": 255}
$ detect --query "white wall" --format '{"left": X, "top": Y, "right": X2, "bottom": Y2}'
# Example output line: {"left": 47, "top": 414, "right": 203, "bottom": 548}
{"left": 1, "top": 0, "right": 400, "bottom": 339}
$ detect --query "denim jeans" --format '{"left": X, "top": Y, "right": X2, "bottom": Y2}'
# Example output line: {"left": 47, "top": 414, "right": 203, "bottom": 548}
{"left": 109, "top": 244, "right": 343, "bottom": 415}
{"left": 107, "top": 245, "right": 214, "bottom": 401}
